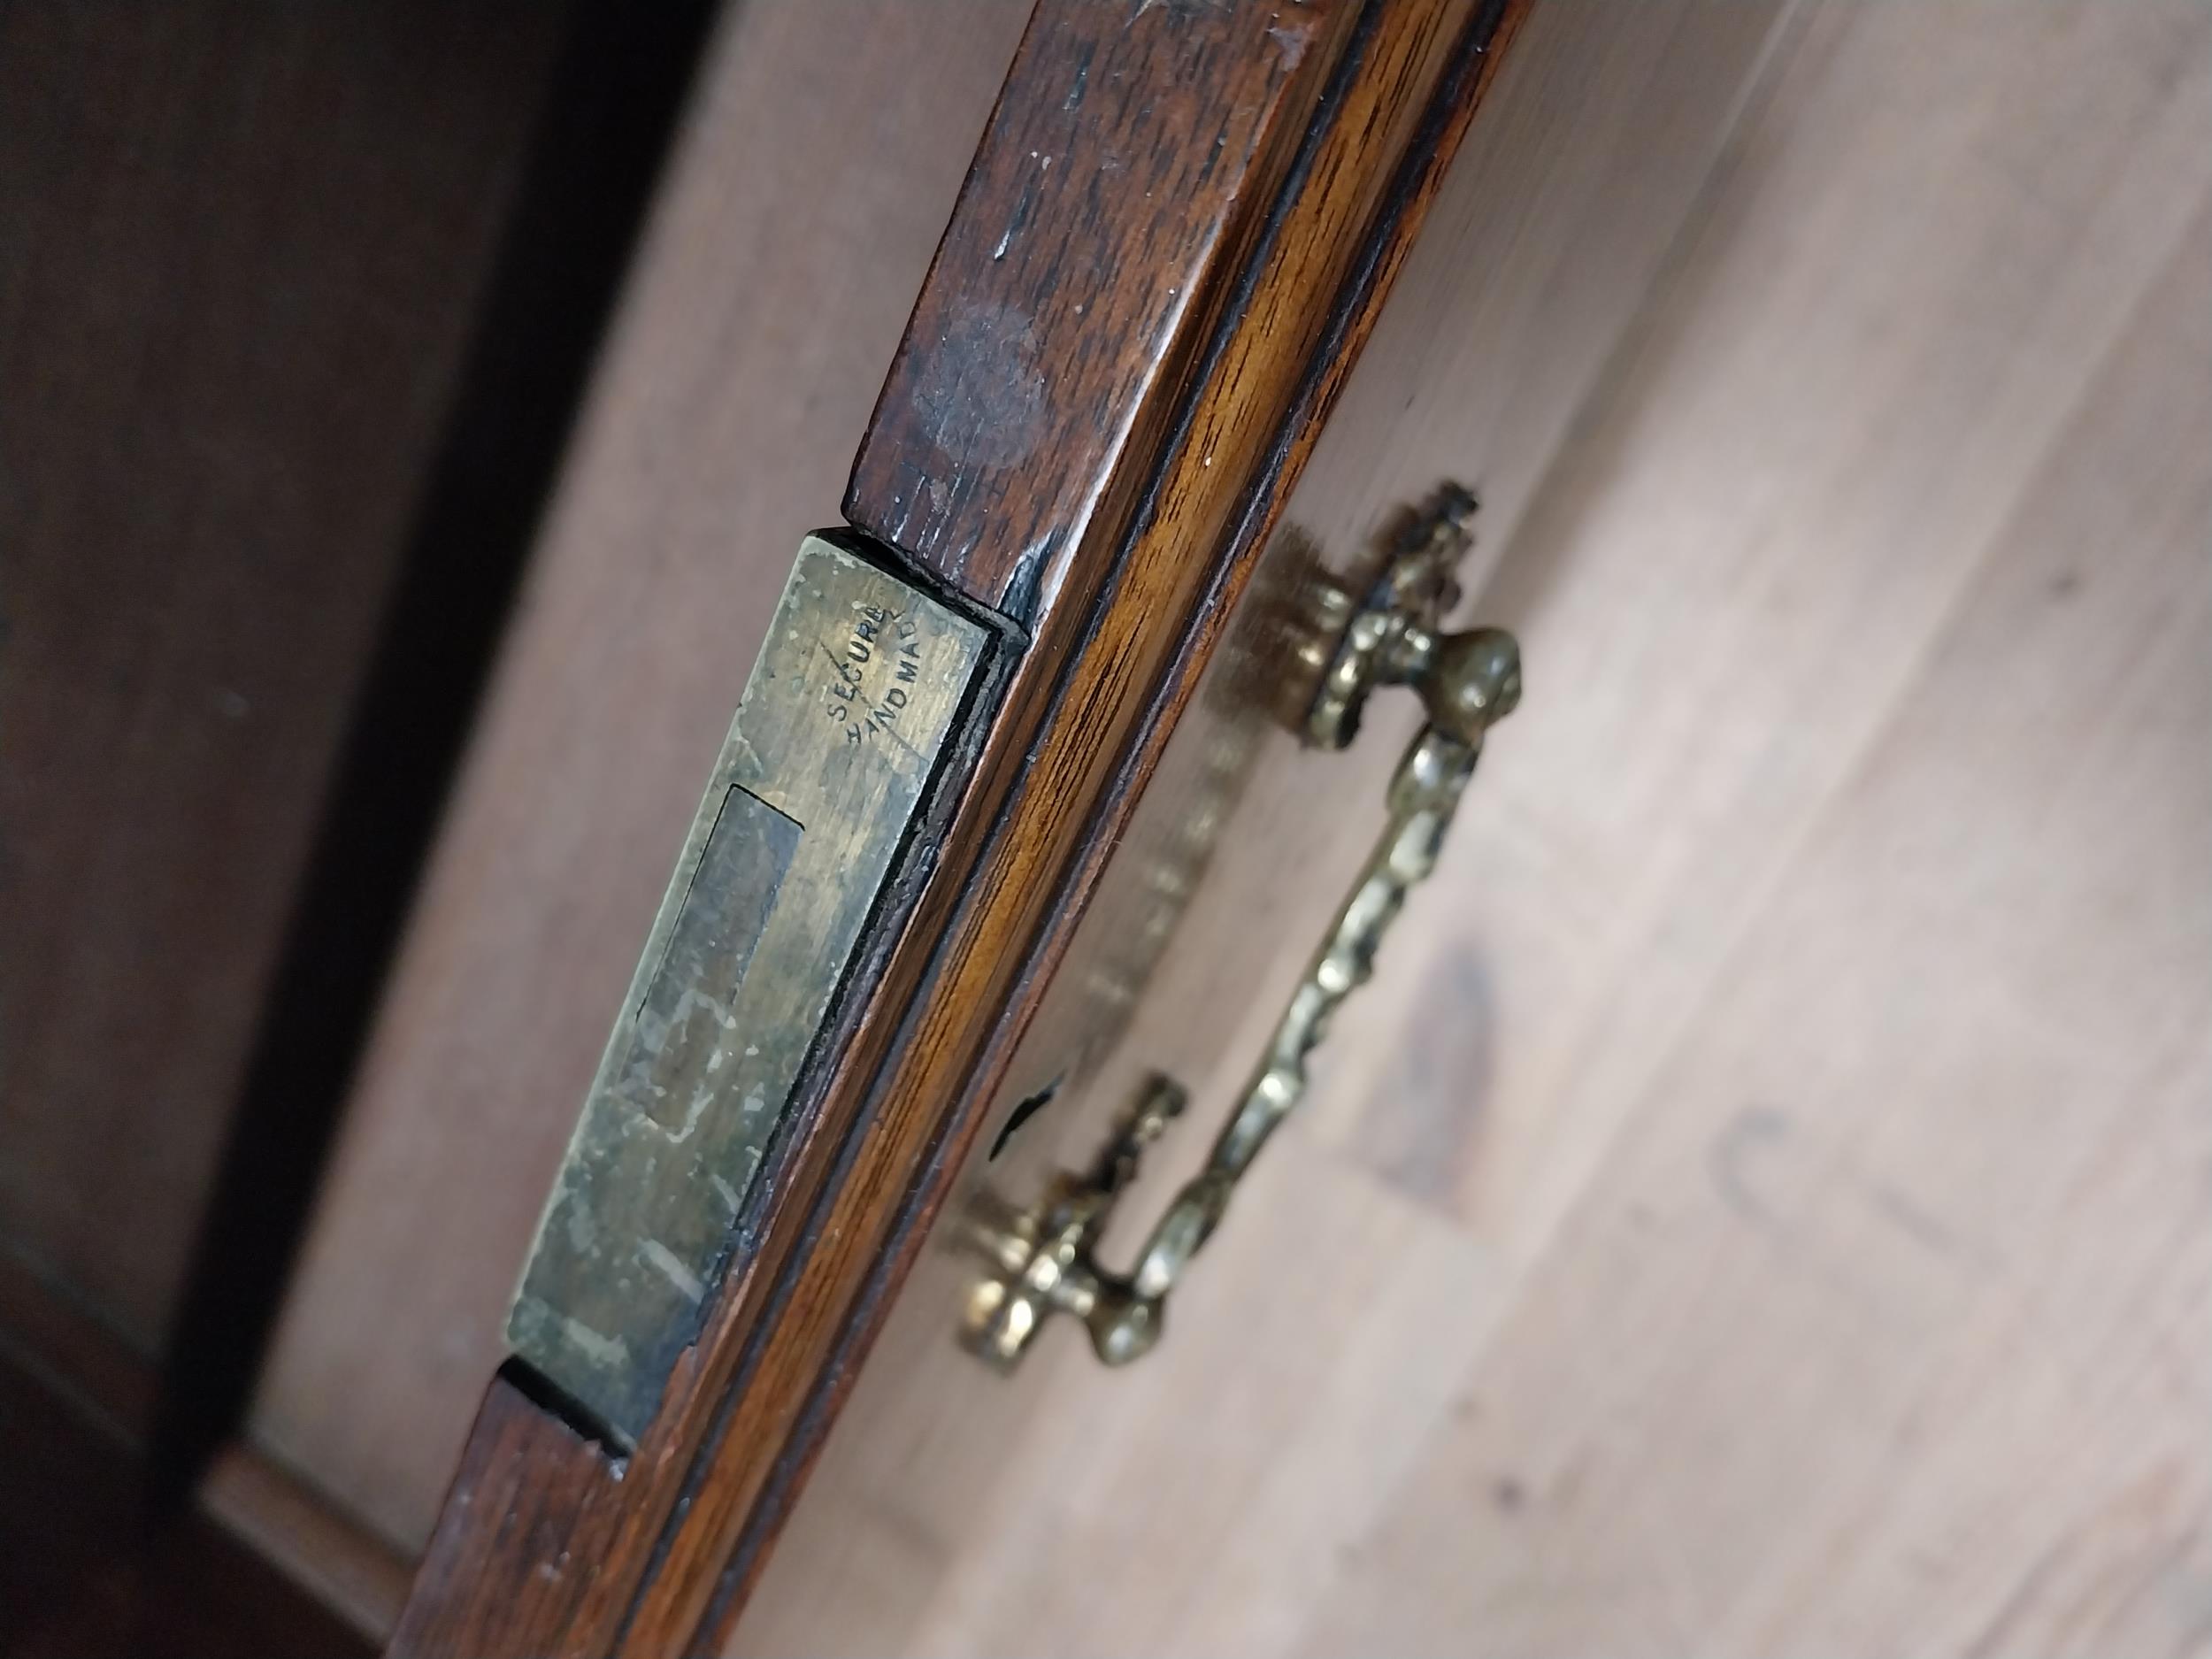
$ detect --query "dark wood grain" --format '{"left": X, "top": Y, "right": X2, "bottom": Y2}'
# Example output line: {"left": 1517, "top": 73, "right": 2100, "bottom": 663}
{"left": 845, "top": 0, "right": 1356, "bottom": 616}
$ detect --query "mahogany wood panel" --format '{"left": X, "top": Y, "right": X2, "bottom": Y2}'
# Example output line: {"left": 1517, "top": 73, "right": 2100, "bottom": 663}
{"left": 0, "top": 0, "right": 565, "bottom": 1350}
{"left": 201, "top": 1443, "right": 415, "bottom": 1645}
{"left": 846, "top": 0, "right": 1354, "bottom": 614}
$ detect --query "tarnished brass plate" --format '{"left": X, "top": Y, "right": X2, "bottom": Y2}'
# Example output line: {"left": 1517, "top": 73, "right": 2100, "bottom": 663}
{"left": 509, "top": 533, "right": 991, "bottom": 1446}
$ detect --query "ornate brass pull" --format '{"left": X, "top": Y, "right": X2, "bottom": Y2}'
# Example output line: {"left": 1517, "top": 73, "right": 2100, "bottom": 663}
{"left": 957, "top": 488, "right": 1519, "bottom": 1370}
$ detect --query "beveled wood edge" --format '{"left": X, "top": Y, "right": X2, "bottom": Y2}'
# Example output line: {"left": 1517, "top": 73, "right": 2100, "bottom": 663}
{"left": 686, "top": 0, "right": 1529, "bottom": 1647}
{"left": 591, "top": 4, "right": 1374, "bottom": 1636}
{"left": 846, "top": 0, "right": 1362, "bottom": 616}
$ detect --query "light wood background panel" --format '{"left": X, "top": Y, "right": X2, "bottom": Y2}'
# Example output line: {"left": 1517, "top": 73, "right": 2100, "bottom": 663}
{"left": 746, "top": 1, "right": 2211, "bottom": 1653}
{"left": 1302, "top": 194, "right": 2212, "bottom": 1655}
{"left": 246, "top": 0, "right": 1033, "bottom": 1556}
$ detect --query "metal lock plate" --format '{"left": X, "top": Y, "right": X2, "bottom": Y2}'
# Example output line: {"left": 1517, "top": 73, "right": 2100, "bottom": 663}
{"left": 510, "top": 532, "right": 992, "bottom": 1447}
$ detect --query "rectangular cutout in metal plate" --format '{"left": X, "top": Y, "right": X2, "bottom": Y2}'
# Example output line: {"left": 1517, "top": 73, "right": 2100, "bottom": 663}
{"left": 509, "top": 533, "right": 991, "bottom": 1447}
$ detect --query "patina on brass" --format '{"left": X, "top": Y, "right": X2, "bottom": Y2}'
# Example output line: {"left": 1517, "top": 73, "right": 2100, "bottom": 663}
{"left": 957, "top": 488, "right": 1517, "bottom": 1371}
{"left": 512, "top": 532, "right": 991, "bottom": 1446}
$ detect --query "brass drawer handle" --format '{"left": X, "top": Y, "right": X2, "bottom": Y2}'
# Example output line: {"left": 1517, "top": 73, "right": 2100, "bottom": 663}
{"left": 958, "top": 488, "right": 1519, "bottom": 1369}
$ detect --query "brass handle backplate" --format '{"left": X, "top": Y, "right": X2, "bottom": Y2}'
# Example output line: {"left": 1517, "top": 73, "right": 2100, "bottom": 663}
{"left": 956, "top": 487, "right": 1519, "bottom": 1371}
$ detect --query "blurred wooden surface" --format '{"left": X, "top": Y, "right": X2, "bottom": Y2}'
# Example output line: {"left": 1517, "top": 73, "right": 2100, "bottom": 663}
{"left": 741, "top": 1, "right": 2212, "bottom": 1654}
{"left": 0, "top": 0, "right": 565, "bottom": 1351}
{"left": 0, "top": 1349, "right": 369, "bottom": 1659}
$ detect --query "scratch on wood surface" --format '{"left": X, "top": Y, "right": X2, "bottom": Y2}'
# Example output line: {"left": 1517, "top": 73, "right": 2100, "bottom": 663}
{"left": 638, "top": 1240, "right": 705, "bottom": 1305}
{"left": 558, "top": 1317, "right": 629, "bottom": 1371}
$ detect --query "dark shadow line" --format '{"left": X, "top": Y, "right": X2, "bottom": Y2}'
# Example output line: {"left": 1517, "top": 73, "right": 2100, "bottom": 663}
{"left": 145, "top": 0, "right": 726, "bottom": 1512}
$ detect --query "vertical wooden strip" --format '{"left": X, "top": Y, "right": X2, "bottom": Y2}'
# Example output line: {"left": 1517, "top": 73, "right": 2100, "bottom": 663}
{"left": 384, "top": 4, "right": 1505, "bottom": 1653}
{"left": 845, "top": 0, "right": 1360, "bottom": 616}
{"left": 385, "top": 1375, "right": 623, "bottom": 1659}
{"left": 687, "top": 0, "right": 1530, "bottom": 1650}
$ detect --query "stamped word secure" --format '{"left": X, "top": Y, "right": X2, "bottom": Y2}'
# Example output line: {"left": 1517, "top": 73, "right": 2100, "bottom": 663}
{"left": 509, "top": 534, "right": 991, "bottom": 1447}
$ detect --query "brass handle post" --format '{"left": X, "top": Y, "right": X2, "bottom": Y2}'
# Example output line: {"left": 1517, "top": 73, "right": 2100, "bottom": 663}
{"left": 958, "top": 488, "right": 1517, "bottom": 1370}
